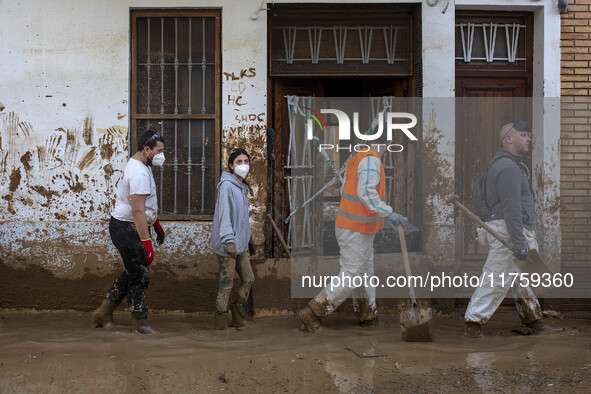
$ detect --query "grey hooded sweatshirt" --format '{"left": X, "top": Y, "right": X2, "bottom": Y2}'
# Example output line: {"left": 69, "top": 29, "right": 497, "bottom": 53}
{"left": 485, "top": 148, "right": 535, "bottom": 251}
{"left": 211, "top": 171, "right": 251, "bottom": 256}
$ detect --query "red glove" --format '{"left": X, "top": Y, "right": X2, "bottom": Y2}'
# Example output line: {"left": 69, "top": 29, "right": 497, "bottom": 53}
{"left": 142, "top": 239, "right": 154, "bottom": 265}
{"left": 153, "top": 219, "right": 165, "bottom": 245}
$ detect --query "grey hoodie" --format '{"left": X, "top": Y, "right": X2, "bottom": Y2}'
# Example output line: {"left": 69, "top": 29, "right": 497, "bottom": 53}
{"left": 485, "top": 148, "right": 535, "bottom": 251}
{"left": 211, "top": 171, "right": 251, "bottom": 256}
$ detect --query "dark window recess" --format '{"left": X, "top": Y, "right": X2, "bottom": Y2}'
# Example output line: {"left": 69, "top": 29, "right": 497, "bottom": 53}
{"left": 131, "top": 10, "right": 221, "bottom": 219}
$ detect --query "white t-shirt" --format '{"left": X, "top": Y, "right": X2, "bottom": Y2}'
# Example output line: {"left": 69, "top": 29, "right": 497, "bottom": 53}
{"left": 111, "top": 158, "right": 158, "bottom": 225}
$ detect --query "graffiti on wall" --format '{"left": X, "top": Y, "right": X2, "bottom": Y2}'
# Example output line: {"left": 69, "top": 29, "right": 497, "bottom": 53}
{"left": 222, "top": 67, "right": 267, "bottom": 230}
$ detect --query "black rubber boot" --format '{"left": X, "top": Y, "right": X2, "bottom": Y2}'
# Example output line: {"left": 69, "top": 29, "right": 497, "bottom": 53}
{"left": 92, "top": 299, "right": 117, "bottom": 328}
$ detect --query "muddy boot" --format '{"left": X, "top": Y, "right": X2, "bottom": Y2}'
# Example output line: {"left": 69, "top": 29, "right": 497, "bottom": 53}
{"left": 92, "top": 299, "right": 117, "bottom": 328}
{"left": 133, "top": 319, "right": 156, "bottom": 334}
{"left": 214, "top": 312, "right": 229, "bottom": 330}
{"left": 298, "top": 306, "right": 322, "bottom": 333}
{"left": 230, "top": 303, "right": 248, "bottom": 329}
{"left": 359, "top": 316, "right": 379, "bottom": 327}
{"left": 525, "top": 319, "right": 544, "bottom": 333}
{"left": 464, "top": 321, "right": 482, "bottom": 338}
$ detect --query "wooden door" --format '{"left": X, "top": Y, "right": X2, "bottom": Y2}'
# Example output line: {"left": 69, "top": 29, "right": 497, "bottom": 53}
{"left": 455, "top": 77, "right": 531, "bottom": 274}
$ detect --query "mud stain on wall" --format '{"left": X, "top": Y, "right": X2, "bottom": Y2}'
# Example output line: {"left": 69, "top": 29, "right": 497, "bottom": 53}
{"left": 77, "top": 147, "right": 97, "bottom": 170}
{"left": 9, "top": 167, "right": 21, "bottom": 192}
{"left": 83, "top": 115, "right": 94, "bottom": 145}
{"left": 222, "top": 123, "right": 268, "bottom": 228}
{"left": 19, "top": 151, "right": 33, "bottom": 173}
{"left": 31, "top": 185, "right": 60, "bottom": 202}
{"left": 3, "top": 194, "right": 16, "bottom": 214}
{"left": 64, "top": 172, "right": 85, "bottom": 193}
{"left": 18, "top": 121, "right": 33, "bottom": 138}
{"left": 97, "top": 126, "right": 128, "bottom": 138}
{"left": 99, "top": 134, "right": 115, "bottom": 159}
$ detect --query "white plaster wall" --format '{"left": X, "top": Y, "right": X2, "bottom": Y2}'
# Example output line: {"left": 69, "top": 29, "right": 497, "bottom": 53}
{"left": 0, "top": 0, "right": 271, "bottom": 276}
{"left": 421, "top": 1, "right": 457, "bottom": 270}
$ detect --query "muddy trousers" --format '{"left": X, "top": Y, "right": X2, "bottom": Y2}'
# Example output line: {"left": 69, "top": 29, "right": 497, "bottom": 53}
{"left": 215, "top": 252, "right": 254, "bottom": 314}
{"left": 105, "top": 217, "right": 150, "bottom": 320}
{"left": 464, "top": 220, "right": 542, "bottom": 325}
{"left": 309, "top": 226, "right": 378, "bottom": 322}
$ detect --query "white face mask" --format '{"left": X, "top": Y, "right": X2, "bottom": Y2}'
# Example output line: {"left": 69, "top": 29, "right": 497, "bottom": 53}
{"left": 234, "top": 164, "right": 249, "bottom": 178}
{"left": 150, "top": 152, "right": 166, "bottom": 167}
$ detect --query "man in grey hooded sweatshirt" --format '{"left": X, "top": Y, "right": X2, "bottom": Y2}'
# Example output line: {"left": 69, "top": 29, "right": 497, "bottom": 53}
{"left": 211, "top": 148, "right": 255, "bottom": 330}
{"left": 464, "top": 120, "right": 544, "bottom": 338}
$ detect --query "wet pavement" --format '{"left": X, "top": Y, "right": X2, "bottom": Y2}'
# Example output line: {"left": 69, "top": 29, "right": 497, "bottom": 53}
{"left": 1, "top": 308, "right": 591, "bottom": 393}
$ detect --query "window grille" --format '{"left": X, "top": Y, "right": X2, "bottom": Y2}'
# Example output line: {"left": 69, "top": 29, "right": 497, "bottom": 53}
{"left": 131, "top": 10, "right": 221, "bottom": 219}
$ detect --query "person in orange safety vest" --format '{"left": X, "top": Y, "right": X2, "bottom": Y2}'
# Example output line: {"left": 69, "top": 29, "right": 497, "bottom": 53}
{"left": 297, "top": 140, "right": 406, "bottom": 333}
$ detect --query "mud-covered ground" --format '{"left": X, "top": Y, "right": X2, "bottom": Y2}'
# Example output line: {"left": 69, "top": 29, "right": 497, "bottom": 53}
{"left": 1, "top": 308, "right": 591, "bottom": 393}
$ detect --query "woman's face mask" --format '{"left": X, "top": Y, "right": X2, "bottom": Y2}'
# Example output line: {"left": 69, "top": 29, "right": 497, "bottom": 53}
{"left": 234, "top": 164, "right": 249, "bottom": 178}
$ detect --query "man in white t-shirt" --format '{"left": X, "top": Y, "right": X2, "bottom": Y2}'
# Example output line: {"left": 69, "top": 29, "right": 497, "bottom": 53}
{"left": 93, "top": 130, "right": 166, "bottom": 334}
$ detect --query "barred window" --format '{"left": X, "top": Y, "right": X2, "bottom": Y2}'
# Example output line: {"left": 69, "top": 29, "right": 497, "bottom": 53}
{"left": 131, "top": 10, "right": 221, "bottom": 219}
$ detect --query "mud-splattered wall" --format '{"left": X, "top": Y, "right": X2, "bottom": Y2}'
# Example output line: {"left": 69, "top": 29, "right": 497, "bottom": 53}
{"left": 0, "top": 0, "right": 563, "bottom": 312}
{"left": 0, "top": 0, "right": 269, "bottom": 311}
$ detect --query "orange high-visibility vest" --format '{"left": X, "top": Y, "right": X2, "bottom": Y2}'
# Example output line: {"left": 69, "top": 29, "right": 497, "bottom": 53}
{"left": 335, "top": 149, "right": 386, "bottom": 234}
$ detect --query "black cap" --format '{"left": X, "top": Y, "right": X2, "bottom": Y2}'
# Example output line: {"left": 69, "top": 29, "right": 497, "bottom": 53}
{"left": 513, "top": 120, "right": 527, "bottom": 132}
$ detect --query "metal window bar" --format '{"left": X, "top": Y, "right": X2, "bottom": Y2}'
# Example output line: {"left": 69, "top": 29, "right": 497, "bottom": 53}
{"left": 308, "top": 26, "right": 322, "bottom": 64}
{"left": 333, "top": 26, "right": 347, "bottom": 64}
{"left": 383, "top": 26, "right": 399, "bottom": 64}
{"left": 160, "top": 18, "right": 165, "bottom": 114}
{"left": 173, "top": 19, "right": 179, "bottom": 214}
{"left": 301, "top": 175, "right": 313, "bottom": 247}
{"left": 276, "top": 26, "right": 409, "bottom": 64}
{"left": 285, "top": 96, "right": 316, "bottom": 249}
{"left": 506, "top": 23, "right": 520, "bottom": 63}
{"left": 459, "top": 23, "right": 475, "bottom": 63}
{"left": 200, "top": 18, "right": 208, "bottom": 214}
{"left": 159, "top": 121, "right": 165, "bottom": 213}
{"left": 285, "top": 174, "right": 295, "bottom": 248}
{"left": 137, "top": 14, "right": 218, "bottom": 218}
{"left": 147, "top": 18, "right": 151, "bottom": 113}
{"left": 282, "top": 26, "right": 297, "bottom": 64}
{"left": 482, "top": 23, "right": 497, "bottom": 63}
{"left": 188, "top": 19, "right": 193, "bottom": 115}
{"left": 358, "top": 26, "right": 373, "bottom": 64}
{"left": 456, "top": 23, "right": 526, "bottom": 63}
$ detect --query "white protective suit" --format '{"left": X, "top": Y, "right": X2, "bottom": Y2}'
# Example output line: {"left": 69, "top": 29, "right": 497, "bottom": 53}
{"left": 464, "top": 220, "right": 543, "bottom": 324}
{"left": 309, "top": 154, "right": 393, "bottom": 322}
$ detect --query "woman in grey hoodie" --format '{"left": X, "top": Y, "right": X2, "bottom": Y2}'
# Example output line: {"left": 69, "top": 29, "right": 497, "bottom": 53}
{"left": 211, "top": 148, "right": 255, "bottom": 330}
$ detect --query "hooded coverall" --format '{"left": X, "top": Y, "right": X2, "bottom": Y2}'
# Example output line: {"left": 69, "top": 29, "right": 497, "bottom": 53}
{"left": 308, "top": 150, "right": 393, "bottom": 323}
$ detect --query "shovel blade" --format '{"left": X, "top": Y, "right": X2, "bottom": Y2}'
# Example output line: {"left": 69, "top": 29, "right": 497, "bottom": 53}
{"left": 514, "top": 249, "right": 553, "bottom": 277}
{"left": 399, "top": 305, "right": 433, "bottom": 342}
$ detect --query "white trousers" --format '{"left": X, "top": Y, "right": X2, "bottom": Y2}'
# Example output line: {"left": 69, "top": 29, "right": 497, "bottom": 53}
{"left": 464, "top": 220, "right": 543, "bottom": 324}
{"left": 309, "top": 226, "right": 378, "bottom": 322}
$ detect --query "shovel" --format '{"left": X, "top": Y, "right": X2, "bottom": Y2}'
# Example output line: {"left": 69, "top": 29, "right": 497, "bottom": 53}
{"left": 445, "top": 195, "right": 552, "bottom": 277}
{"left": 394, "top": 222, "right": 434, "bottom": 342}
